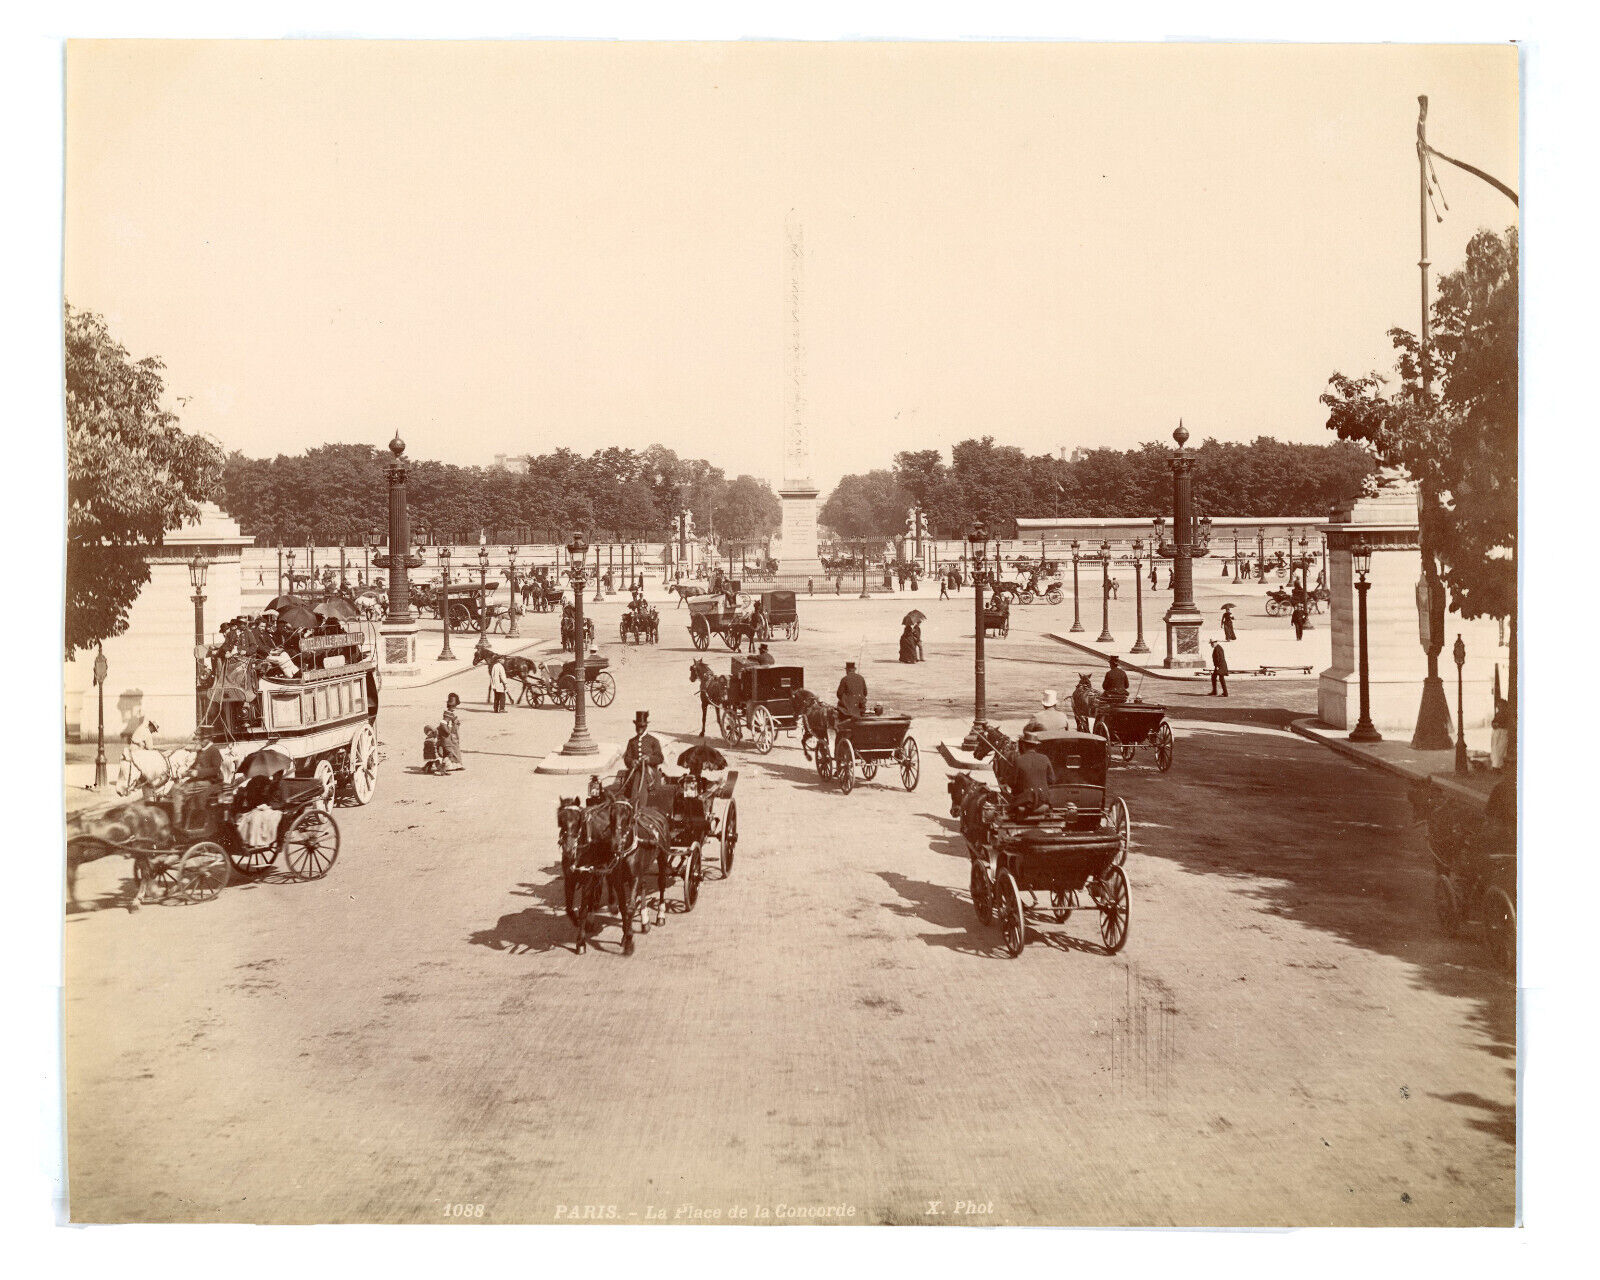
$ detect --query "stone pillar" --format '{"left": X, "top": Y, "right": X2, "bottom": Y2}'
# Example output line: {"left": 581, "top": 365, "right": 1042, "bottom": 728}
{"left": 379, "top": 432, "right": 422, "bottom": 678}
{"left": 1318, "top": 477, "right": 1505, "bottom": 736}
{"left": 1162, "top": 423, "right": 1204, "bottom": 668}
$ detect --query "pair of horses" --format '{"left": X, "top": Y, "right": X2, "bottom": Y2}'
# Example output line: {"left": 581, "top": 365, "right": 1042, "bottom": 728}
{"left": 556, "top": 771, "right": 672, "bottom": 955}
{"left": 559, "top": 612, "right": 596, "bottom": 652}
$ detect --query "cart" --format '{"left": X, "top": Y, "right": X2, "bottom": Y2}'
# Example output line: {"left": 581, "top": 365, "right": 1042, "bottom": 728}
{"left": 754, "top": 590, "right": 800, "bottom": 641}
{"left": 1094, "top": 699, "right": 1173, "bottom": 770}
{"left": 719, "top": 661, "right": 804, "bottom": 754}
{"left": 687, "top": 595, "right": 754, "bottom": 651}
{"left": 964, "top": 731, "right": 1131, "bottom": 957}
{"left": 821, "top": 714, "right": 920, "bottom": 794}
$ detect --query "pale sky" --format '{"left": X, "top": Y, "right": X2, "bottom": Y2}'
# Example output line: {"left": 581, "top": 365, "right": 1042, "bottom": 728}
{"left": 65, "top": 41, "right": 1518, "bottom": 494}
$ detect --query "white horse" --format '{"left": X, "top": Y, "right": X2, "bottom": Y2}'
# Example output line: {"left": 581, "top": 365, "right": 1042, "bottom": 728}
{"left": 115, "top": 746, "right": 197, "bottom": 799}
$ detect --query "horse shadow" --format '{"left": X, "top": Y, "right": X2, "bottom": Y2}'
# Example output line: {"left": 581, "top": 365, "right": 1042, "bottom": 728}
{"left": 468, "top": 862, "right": 584, "bottom": 956}
{"left": 876, "top": 869, "right": 1002, "bottom": 958}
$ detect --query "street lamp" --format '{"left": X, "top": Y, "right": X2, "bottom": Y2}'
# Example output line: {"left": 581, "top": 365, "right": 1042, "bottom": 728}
{"left": 477, "top": 532, "right": 491, "bottom": 643}
{"left": 1069, "top": 540, "right": 1083, "bottom": 632}
{"left": 189, "top": 553, "right": 211, "bottom": 729}
{"left": 363, "top": 530, "right": 377, "bottom": 583}
{"left": 1298, "top": 535, "right": 1309, "bottom": 589}
{"left": 593, "top": 543, "right": 604, "bottom": 603}
{"left": 306, "top": 540, "right": 315, "bottom": 592}
{"left": 285, "top": 549, "right": 296, "bottom": 594}
{"left": 560, "top": 533, "right": 598, "bottom": 757}
{"left": 1162, "top": 422, "right": 1204, "bottom": 668}
{"left": 505, "top": 546, "right": 521, "bottom": 638}
{"left": 338, "top": 540, "right": 348, "bottom": 593}
{"left": 1350, "top": 540, "right": 1382, "bottom": 743}
{"left": 1096, "top": 539, "right": 1115, "bottom": 645}
{"left": 276, "top": 545, "right": 284, "bottom": 596}
{"left": 960, "top": 522, "right": 989, "bottom": 750}
{"left": 1453, "top": 634, "right": 1469, "bottom": 773}
{"left": 1130, "top": 538, "right": 1149, "bottom": 654}
{"left": 1256, "top": 526, "right": 1266, "bottom": 582}
{"left": 859, "top": 539, "right": 872, "bottom": 599}
{"left": 436, "top": 545, "right": 455, "bottom": 661}
{"left": 92, "top": 643, "right": 109, "bottom": 788}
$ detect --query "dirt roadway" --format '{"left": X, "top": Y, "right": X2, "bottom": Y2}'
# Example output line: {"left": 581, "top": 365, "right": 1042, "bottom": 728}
{"left": 64, "top": 594, "right": 1515, "bottom": 1225}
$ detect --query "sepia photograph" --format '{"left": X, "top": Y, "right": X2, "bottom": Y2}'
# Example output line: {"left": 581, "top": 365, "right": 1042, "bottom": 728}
{"left": 45, "top": 28, "right": 1539, "bottom": 1237}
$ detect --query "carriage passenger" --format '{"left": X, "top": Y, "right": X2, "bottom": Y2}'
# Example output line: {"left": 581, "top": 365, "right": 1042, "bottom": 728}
{"left": 751, "top": 643, "right": 776, "bottom": 667}
{"left": 1007, "top": 728, "right": 1056, "bottom": 815}
{"left": 835, "top": 661, "right": 867, "bottom": 719}
{"left": 1101, "top": 656, "right": 1130, "bottom": 705}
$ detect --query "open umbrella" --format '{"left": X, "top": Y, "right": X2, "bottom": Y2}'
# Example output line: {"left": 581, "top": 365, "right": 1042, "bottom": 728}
{"left": 902, "top": 609, "right": 926, "bottom": 625}
{"left": 266, "top": 595, "right": 306, "bottom": 612}
{"left": 677, "top": 744, "right": 728, "bottom": 774}
{"left": 276, "top": 603, "right": 318, "bottom": 631}
{"left": 239, "top": 746, "right": 294, "bottom": 778}
{"left": 313, "top": 596, "right": 361, "bottom": 622}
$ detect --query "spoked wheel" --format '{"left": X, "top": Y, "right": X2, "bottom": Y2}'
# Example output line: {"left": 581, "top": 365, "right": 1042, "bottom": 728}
{"left": 692, "top": 624, "right": 710, "bottom": 651}
{"left": 1482, "top": 885, "right": 1516, "bottom": 975}
{"left": 1096, "top": 864, "right": 1130, "bottom": 954}
{"left": 1045, "top": 586, "right": 1064, "bottom": 605}
{"left": 752, "top": 706, "right": 776, "bottom": 754}
{"left": 681, "top": 846, "right": 702, "bottom": 912}
{"left": 281, "top": 808, "right": 341, "bottom": 881}
{"left": 1154, "top": 722, "right": 1174, "bottom": 772}
{"left": 227, "top": 838, "right": 277, "bottom": 879}
{"left": 814, "top": 748, "right": 831, "bottom": 781}
{"left": 997, "top": 871, "right": 1026, "bottom": 958}
{"left": 175, "top": 841, "right": 231, "bottom": 903}
{"left": 141, "top": 850, "right": 183, "bottom": 902}
{"left": 723, "top": 630, "right": 742, "bottom": 651}
{"left": 970, "top": 859, "right": 993, "bottom": 924}
{"left": 838, "top": 741, "right": 857, "bottom": 794}
{"left": 1434, "top": 874, "right": 1463, "bottom": 938}
{"left": 310, "top": 758, "right": 338, "bottom": 811}
{"left": 1050, "top": 888, "right": 1073, "bottom": 924}
{"left": 1019, "top": 589, "right": 1036, "bottom": 605}
{"left": 557, "top": 677, "right": 578, "bottom": 709}
{"left": 346, "top": 724, "right": 378, "bottom": 805}
{"left": 898, "top": 736, "right": 920, "bottom": 790}
{"left": 862, "top": 760, "right": 879, "bottom": 782}
{"left": 721, "top": 803, "right": 737, "bottom": 875}
{"left": 1266, "top": 599, "right": 1286, "bottom": 617}
{"left": 1111, "top": 797, "right": 1131, "bottom": 866}
{"left": 590, "top": 670, "right": 617, "bottom": 708}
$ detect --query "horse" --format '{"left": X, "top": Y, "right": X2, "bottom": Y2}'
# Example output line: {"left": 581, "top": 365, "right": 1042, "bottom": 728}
{"left": 473, "top": 641, "right": 538, "bottom": 685}
{"left": 793, "top": 689, "right": 835, "bottom": 765}
{"left": 560, "top": 611, "right": 596, "bottom": 652}
{"left": 115, "top": 746, "right": 197, "bottom": 800}
{"left": 967, "top": 722, "right": 1022, "bottom": 791}
{"left": 689, "top": 659, "right": 732, "bottom": 737}
{"left": 557, "top": 791, "right": 668, "bottom": 956}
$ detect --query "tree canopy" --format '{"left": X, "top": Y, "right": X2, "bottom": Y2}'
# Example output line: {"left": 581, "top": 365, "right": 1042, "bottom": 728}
{"left": 1322, "top": 226, "right": 1517, "bottom": 620}
{"left": 65, "top": 304, "right": 223, "bottom": 656}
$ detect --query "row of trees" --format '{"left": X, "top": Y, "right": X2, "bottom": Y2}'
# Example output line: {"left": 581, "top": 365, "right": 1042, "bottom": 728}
{"left": 220, "top": 445, "right": 782, "bottom": 550}
{"left": 818, "top": 436, "right": 1376, "bottom": 540}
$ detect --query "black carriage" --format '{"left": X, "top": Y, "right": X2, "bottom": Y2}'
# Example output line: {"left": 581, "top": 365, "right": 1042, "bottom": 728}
{"left": 657, "top": 769, "right": 741, "bottom": 909}
{"left": 964, "top": 731, "right": 1130, "bottom": 957}
{"left": 754, "top": 589, "right": 799, "bottom": 642}
{"left": 619, "top": 601, "right": 660, "bottom": 645}
{"left": 818, "top": 713, "right": 920, "bottom": 794}
{"left": 1094, "top": 699, "right": 1173, "bottom": 770}
{"left": 719, "top": 661, "right": 804, "bottom": 754}
{"left": 687, "top": 595, "right": 753, "bottom": 651}
{"left": 982, "top": 596, "right": 1011, "bottom": 637}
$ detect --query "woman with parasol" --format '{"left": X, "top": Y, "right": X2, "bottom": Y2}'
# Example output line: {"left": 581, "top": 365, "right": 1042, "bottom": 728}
{"left": 900, "top": 609, "right": 926, "bottom": 663}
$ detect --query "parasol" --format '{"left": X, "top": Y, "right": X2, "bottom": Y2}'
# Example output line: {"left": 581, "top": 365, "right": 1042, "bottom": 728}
{"left": 265, "top": 595, "right": 306, "bottom": 612}
{"left": 239, "top": 746, "right": 293, "bottom": 778}
{"left": 276, "top": 604, "right": 318, "bottom": 631}
{"left": 313, "top": 596, "right": 361, "bottom": 622}
{"left": 677, "top": 744, "right": 728, "bottom": 774}
{"left": 902, "top": 609, "right": 926, "bottom": 625}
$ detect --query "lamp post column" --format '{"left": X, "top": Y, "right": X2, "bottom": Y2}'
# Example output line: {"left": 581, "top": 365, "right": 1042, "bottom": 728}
{"left": 1162, "top": 422, "right": 1204, "bottom": 668}
{"left": 506, "top": 548, "right": 521, "bottom": 638}
{"left": 92, "top": 644, "right": 108, "bottom": 788}
{"left": 1096, "top": 540, "right": 1115, "bottom": 645}
{"left": 1256, "top": 527, "right": 1266, "bottom": 582}
{"left": 1453, "top": 634, "right": 1469, "bottom": 773}
{"left": 437, "top": 549, "right": 455, "bottom": 661}
{"left": 1069, "top": 542, "right": 1083, "bottom": 632}
{"left": 1130, "top": 539, "right": 1149, "bottom": 654}
{"left": 1350, "top": 543, "right": 1382, "bottom": 742}
{"left": 477, "top": 536, "right": 491, "bottom": 646}
{"left": 339, "top": 542, "right": 347, "bottom": 593}
{"left": 276, "top": 546, "right": 284, "bottom": 596}
{"left": 961, "top": 525, "right": 988, "bottom": 750}
{"left": 561, "top": 537, "right": 598, "bottom": 756}
{"left": 859, "top": 540, "right": 871, "bottom": 599}
{"left": 190, "top": 555, "right": 210, "bottom": 731}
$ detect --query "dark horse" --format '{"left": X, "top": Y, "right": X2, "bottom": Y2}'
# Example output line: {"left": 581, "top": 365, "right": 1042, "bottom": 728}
{"left": 556, "top": 790, "right": 669, "bottom": 956}
{"left": 945, "top": 723, "right": 1019, "bottom": 851}
{"left": 473, "top": 640, "right": 538, "bottom": 685}
{"left": 689, "top": 659, "right": 732, "bottom": 737}
{"left": 793, "top": 688, "right": 835, "bottom": 765}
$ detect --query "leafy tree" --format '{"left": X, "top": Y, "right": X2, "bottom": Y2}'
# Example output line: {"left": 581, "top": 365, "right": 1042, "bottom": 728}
{"left": 712, "top": 475, "right": 781, "bottom": 545}
{"left": 1321, "top": 227, "right": 1517, "bottom": 621}
{"left": 820, "top": 470, "right": 911, "bottom": 539}
{"left": 65, "top": 304, "right": 223, "bottom": 656}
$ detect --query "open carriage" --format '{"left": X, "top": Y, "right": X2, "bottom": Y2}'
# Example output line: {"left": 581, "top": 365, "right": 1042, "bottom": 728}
{"left": 718, "top": 661, "right": 805, "bottom": 754}
{"left": 817, "top": 713, "right": 921, "bottom": 794}
{"left": 619, "top": 600, "right": 660, "bottom": 645}
{"left": 981, "top": 595, "right": 1011, "bottom": 637}
{"left": 1094, "top": 699, "right": 1174, "bottom": 770}
{"left": 960, "top": 730, "right": 1131, "bottom": 957}
{"left": 516, "top": 653, "right": 616, "bottom": 709}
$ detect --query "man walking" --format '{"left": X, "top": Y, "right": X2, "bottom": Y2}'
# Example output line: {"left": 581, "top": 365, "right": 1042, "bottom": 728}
{"left": 1209, "top": 639, "right": 1229, "bottom": 697}
{"left": 1291, "top": 601, "right": 1308, "bottom": 641}
{"left": 489, "top": 656, "right": 509, "bottom": 712}
{"left": 939, "top": 573, "right": 949, "bottom": 601}
{"left": 1109, "top": 576, "right": 1119, "bottom": 600}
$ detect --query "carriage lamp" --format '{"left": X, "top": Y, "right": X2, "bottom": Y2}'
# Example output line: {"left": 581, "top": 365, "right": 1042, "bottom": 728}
{"left": 1349, "top": 540, "right": 1381, "bottom": 743}
{"left": 436, "top": 545, "right": 455, "bottom": 662}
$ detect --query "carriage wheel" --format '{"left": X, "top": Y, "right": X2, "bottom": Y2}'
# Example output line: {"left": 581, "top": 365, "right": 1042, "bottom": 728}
{"left": 557, "top": 676, "right": 577, "bottom": 709}
{"left": 140, "top": 849, "right": 183, "bottom": 902}
{"left": 309, "top": 758, "right": 338, "bottom": 810}
{"left": 786, "top": 621, "right": 799, "bottom": 640}
{"left": 970, "top": 859, "right": 994, "bottom": 925}
{"left": 681, "top": 845, "right": 702, "bottom": 912}
{"left": 1154, "top": 722, "right": 1174, "bottom": 772}
{"left": 1434, "top": 874, "right": 1463, "bottom": 938}
{"left": 862, "top": 760, "right": 879, "bottom": 782}
{"left": 723, "top": 628, "right": 742, "bottom": 651}
{"left": 619, "top": 619, "right": 630, "bottom": 642}
{"left": 752, "top": 706, "right": 776, "bottom": 754}
{"left": 1119, "top": 741, "right": 1137, "bottom": 763}
{"left": 1111, "top": 796, "right": 1131, "bottom": 866}
{"left": 1019, "top": 589, "right": 1036, "bottom": 606}
{"left": 813, "top": 747, "right": 830, "bottom": 780}
{"left": 590, "top": 670, "right": 617, "bottom": 708}
{"left": 898, "top": 736, "right": 920, "bottom": 790}
{"left": 691, "top": 623, "right": 709, "bottom": 650}
{"left": 1045, "top": 585, "right": 1064, "bottom": 605}
{"left": 1096, "top": 864, "right": 1130, "bottom": 954}
{"left": 448, "top": 603, "right": 474, "bottom": 633}
{"left": 281, "top": 808, "right": 340, "bottom": 880}
{"left": 839, "top": 741, "right": 857, "bottom": 794}
{"left": 346, "top": 725, "right": 378, "bottom": 805}
{"left": 1266, "top": 599, "right": 1285, "bottom": 617}
{"left": 721, "top": 803, "right": 737, "bottom": 875}
{"left": 176, "top": 841, "right": 231, "bottom": 903}
{"left": 997, "top": 871, "right": 1025, "bottom": 957}
{"left": 1050, "top": 888, "right": 1073, "bottom": 924}
{"left": 1481, "top": 885, "right": 1516, "bottom": 976}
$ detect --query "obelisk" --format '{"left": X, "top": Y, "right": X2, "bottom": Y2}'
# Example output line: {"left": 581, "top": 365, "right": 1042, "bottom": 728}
{"left": 775, "top": 213, "right": 826, "bottom": 585}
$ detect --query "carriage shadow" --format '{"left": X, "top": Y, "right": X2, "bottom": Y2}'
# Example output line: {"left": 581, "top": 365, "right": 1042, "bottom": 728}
{"left": 468, "top": 863, "right": 582, "bottom": 955}
{"left": 876, "top": 870, "right": 1004, "bottom": 958}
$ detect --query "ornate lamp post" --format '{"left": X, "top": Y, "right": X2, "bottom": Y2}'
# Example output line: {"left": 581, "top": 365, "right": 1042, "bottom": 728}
{"left": 1069, "top": 540, "right": 1083, "bottom": 632}
{"left": 363, "top": 530, "right": 376, "bottom": 583}
{"left": 858, "top": 539, "right": 872, "bottom": 599}
{"left": 1453, "top": 634, "right": 1469, "bottom": 773}
{"left": 1232, "top": 533, "right": 1240, "bottom": 582}
{"left": 1350, "top": 540, "right": 1382, "bottom": 743}
{"left": 1256, "top": 526, "right": 1266, "bottom": 582}
{"left": 505, "top": 546, "right": 521, "bottom": 638}
{"left": 338, "top": 540, "right": 348, "bottom": 593}
{"left": 1151, "top": 517, "right": 1165, "bottom": 591}
{"left": 189, "top": 553, "right": 211, "bottom": 729}
{"left": 1096, "top": 539, "right": 1115, "bottom": 645}
{"left": 276, "top": 545, "right": 284, "bottom": 596}
{"left": 593, "top": 543, "right": 604, "bottom": 603}
{"left": 560, "top": 533, "right": 598, "bottom": 757}
{"left": 1130, "top": 538, "right": 1149, "bottom": 654}
{"left": 92, "top": 644, "right": 109, "bottom": 788}
{"left": 285, "top": 549, "right": 296, "bottom": 595}
{"left": 1162, "top": 422, "right": 1204, "bottom": 668}
{"left": 436, "top": 546, "right": 455, "bottom": 661}
{"left": 306, "top": 540, "right": 315, "bottom": 591}
{"left": 477, "top": 532, "right": 491, "bottom": 643}
{"left": 961, "top": 523, "right": 989, "bottom": 750}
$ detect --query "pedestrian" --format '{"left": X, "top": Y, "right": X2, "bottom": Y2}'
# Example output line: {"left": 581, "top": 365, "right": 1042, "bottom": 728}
{"left": 1291, "top": 602, "right": 1308, "bottom": 641}
{"left": 1149, "top": 561, "right": 1158, "bottom": 589}
{"left": 257, "top": 564, "right": 265, "bottom": 585}
{"left": 913, "top": 620, "right": 924, "bottom": 662}
{"left": 1221, "top": 603, "right": 1237, "bottom": 643}
{"left": 421, "top": 725, "right": 443, "bottom": 774}
{"left": 835, "top": 575, "right": 842, "bottom": 595}
{"left": 899, "top": 621, "right": 918, "bottom": 664}
{"left": 1109, "top": 576, "right": 1120, "bottom": 600}
{"left": 808, "top": 577, "right": 814, "bottom": 596}
{"left": 441, "top": 692, "right": 464, "bottom": 770}
{"left": 1209, "top": 639, "right": 1229, "bottom": 697}
{"left": 489, "top": 656, "right": 509, "bottom": 712}
{"left": 939, "top": 573, "right": 949, "bottom": 601}
{"left": 1166, "top": 569, "right": 1174, "bottom": 591}
{"left": 1490, "top": 696, "right": 1510, "bottom": 770}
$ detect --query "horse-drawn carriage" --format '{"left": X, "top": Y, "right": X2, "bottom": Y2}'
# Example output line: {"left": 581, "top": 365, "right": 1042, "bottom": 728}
{"left": 560, "top": 608, "right": 596, "bottom": 652}
{"left": 951, "top": 726, "right": 1131, "bottom": 957}
{"left": 754, "top": 589, "right": 800, "bottom": 642}
{"left": 814, "top": 712, "right": 921, "bottom": 794}
{"left": 1093, "top": 699, "right": 1174, "bottom": 770}
{"left": 619, "top": 599, "right": 660, "bottom": 645}
{"left": 417, "top": 581, "right": 507, "bottom": 633}
{"left": 512, "top": 653, "right": 616, "bottom": 709}
{"left": 687, "top": 595, "right": 756, "bottom": 651}
{"left": 68, "top": 743, "right": 342, "bottom": 910}
{"left": 716, "top": 660, "right": 807, "bottom": 754}
{"left": 982, "top": 594, "right": 1011, "bottom": 637}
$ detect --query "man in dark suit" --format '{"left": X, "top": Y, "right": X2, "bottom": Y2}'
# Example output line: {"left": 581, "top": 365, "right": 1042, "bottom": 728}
{"left": 1209, "top": 639, "right": 1229, "bottom": 697}
{"left": 835, "top": 661, "right": 868, "bottom": 718}
{"left": 1101, "top": 655, "right": 1130, "bottom": 704}
{"left": 1007, "top": 728, "right": 1055, "bottom": 814}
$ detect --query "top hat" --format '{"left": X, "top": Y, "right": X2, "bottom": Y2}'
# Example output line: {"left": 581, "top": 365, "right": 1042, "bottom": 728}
{"left": 634, "top": 711, "right": 650, "bottom": 728}
{"left": 845, "top": 660, "right": 857, "bottom": 670}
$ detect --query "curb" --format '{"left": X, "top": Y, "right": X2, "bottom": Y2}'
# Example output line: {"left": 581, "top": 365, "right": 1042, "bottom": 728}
{"left": 1288, "top": 718, "right": 1491, "bottom": 808}
{"left": 386, "top": 636, "right": 551, "bottom": 692}
{"left": 1044, "top": 634, "right": 1202, "bottom": 681}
